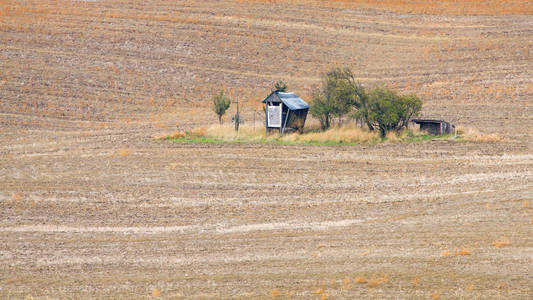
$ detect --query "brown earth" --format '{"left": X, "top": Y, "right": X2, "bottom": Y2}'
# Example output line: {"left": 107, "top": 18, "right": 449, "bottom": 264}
{"left": 1, "top": 0, "right": 532, "bottom": 299}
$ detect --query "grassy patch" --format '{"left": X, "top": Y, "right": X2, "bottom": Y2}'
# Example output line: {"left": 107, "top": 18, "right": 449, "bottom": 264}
{"left": 167, "top": 136, "right": 232, "bottom": 144}
{"left": 165, "top": 136, "right": 373, "bottom": 146}
{"left": 402, "top": 132, "right": 454, "bottom": 143}
{"left": 158, "top": 124, "right": 463, "bottom": 146}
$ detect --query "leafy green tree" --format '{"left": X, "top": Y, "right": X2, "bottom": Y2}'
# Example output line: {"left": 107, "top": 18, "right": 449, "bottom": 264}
{"left": 323, "top": 68, "right": 362, "bottom": 121}
{"left": 309, "top": 89, "right": 333, "bottom": 130}
{"left": 274, "top": 81, "right": 288, "bottom": 92}
{"left": 212, "top": 90, "right": 231, "bottom": 124}
{"left": 355, "top": 87, "right": 422, "bottom": 137}
{"left": 397, "top": 94, "right": 423, "bottom": 129}
{"left": 310, "top": 68, "right": 365, "bottom": 130}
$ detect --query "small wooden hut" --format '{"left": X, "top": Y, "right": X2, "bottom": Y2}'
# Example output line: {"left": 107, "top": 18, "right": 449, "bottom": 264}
{"left": 262, "top": 91, "right": 309, "bottom": 134}
{"left": 411, "top": 119, "right": 455, "bottom": 135}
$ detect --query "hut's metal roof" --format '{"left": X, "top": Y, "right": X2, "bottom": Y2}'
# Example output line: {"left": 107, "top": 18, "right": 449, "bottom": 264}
{"left": 411, "top": 119, "right": 448, "bottom": 124}
{"left": 262, "top": 91, "right": 309, "bottom": 110}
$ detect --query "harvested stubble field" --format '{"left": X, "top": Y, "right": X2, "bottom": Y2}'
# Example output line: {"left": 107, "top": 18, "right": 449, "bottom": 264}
{"left": 1, "top": 0, "right": 532, "bottom": 298}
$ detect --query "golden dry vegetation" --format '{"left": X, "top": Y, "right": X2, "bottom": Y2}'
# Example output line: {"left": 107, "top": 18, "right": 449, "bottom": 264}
{"left": 1, "top": 0, "right": 532, "bottom": 298}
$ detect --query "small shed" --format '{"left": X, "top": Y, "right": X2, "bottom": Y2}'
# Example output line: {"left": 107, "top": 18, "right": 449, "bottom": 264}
{"left": 262, "top": 91, "right": 309, "bottom": 134}
{"left": 411, "top": 119, "right": 455, "bottom": 135}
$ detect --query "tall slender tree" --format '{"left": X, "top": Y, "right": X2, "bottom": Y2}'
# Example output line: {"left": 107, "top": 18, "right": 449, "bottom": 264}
{"left": 212, "top": 90, "right": 231, "bottom": 124}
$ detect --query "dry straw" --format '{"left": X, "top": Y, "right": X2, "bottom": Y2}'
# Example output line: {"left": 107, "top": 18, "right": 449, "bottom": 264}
{"left": 12, "top": 192, "right": 22, "bottom": 201}
{"left": 158, "top": 123, "right": 502, "bottom": 145}
{"left": 282, "top": 123, "right": 379, "bottom": 144}
{"left": 151, "top": 288, "right": 160, "bottom": 298}
{"left": 456, "top": 125, "right": 504, "bottom": 142}
{"left": 466, "top": 283, "right": 474, "bottom": 292}
{"left": 164, "top": 123, "right": 382, "bottom": 144}
{"left": 492, "top": 239, "right": 511, "bottom": 248}
{"left": 432, "top": 291, "right": 441, "bottom": 299}
{"left": 119, "top": 149, "right": 129, "bottom": 157}
{"left": 271, "top": 289, "right": 280, "bottom": 298}
{"left": 354, "top": 276, "right": 367, "bottom": 284}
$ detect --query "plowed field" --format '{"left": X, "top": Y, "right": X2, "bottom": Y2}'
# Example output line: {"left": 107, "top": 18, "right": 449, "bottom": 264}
{"left": 1, "top": 0, "right": 532, "bottom": 298}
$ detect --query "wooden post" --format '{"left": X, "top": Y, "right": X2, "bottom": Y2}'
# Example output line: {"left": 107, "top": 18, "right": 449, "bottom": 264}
{"left": 281, "top": 108, "right": 290, "bottom": 135}
{"left": 234, "top": 98, "right": 239, "bottom": 132}
{"left": 264, "top": 103, "right": 267, "bottom": 136}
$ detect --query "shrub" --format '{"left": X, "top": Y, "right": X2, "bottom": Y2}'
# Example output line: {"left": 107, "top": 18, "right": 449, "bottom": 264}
{"left": 309, "top": 89, "right": 334, "bottom": 130}
{"left": 355, "top": 87, "right": 422, "bottom": 137}
{"left": 212, "top": 90, "right": 231, "bottom": 124}
{"left": 322, "top": 68, "right": 361, "bottom": 120}
{"left": 273, "top": 80, "right": 287, "bottom": 92}
{"left": 310, "top": 68, "right": 365, "bottom": 130}
{"left": 309, "top": 68, "right": 420, "bottom": 135}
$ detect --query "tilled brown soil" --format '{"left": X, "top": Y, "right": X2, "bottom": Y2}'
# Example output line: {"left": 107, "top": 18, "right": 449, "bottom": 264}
{"left": 1, "top": 0, "right": 533, "bottom": 135}
{"left": 1, "top": 0, "right": 532, "bottom": 298}
{"left": 1, "top": 126, "right": 532, "bottom": 299}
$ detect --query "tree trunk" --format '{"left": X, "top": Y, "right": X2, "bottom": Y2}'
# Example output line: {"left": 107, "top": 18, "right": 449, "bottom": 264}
{"left": 218, "top": 115, "right": 222, "bottom": 124}
{"left": 379, "top": 126, "right": 386, "bottom": 138}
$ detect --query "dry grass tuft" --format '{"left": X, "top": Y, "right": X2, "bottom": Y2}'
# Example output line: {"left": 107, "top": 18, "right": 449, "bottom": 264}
{"left": 432, "top": 291, "right": 441, "bottom": 299}
{"left": 165, "top": 131, "right": 186, "bottom": 139}
{"left": 466, "top": 283, "right": 474, "bottom": 292}
{"left": 456, "top": 125, "right": 504, "bottom": 142}
{"left": 155, "top": 131, "right": 189, "bottom": 140}
{"left": 342, "top": 277, "right": 352, "bottom": 289}
{"left": 119, "top": 149, "right": 129, "bottom": 157}
{"left": 151, "top": 288, "right": 160, "bottom": 298}
{"left": 205, "top": 124, "right": 265, "bottom": 141}
{"left": 271, "top": 289, "right": 280, "bottom": 298}
{"left": 455, "top": 248, "right": 472, "bottom": 256}
{"left": 167, "top": 123, "right": 383, "bottom": 144}
{"left": 190, "top": 127, "right": 208, "bottom": 138}
{"left": 523, "top": 199, "right": 530, "bottom": 208}
{"left": 282, "top": 124, "right": 379, "bottom": 144}
{"left": 13, "top": 192, "right": 22, "bottom": 201}
{"left": 320, "top": 294, "right": 328, "bottom": 300}
{"left": 367, "top": 275, "right": 387, "bottom": 287}
{"left": 354, "top": 276, "right": 367, "bottom": 284}
{"left": 367, "top": 279, "right": 380, "bottom": 287}
{"left": 163, "top": 123, "right": 503, "bottom": 146}
{"left": 443, "top": 248, "right": 472, "bottom": 257}
{"left": 384, "top": 128, "right": 416, "bottom": 143}
{"left": 492, "top": 239, "right": 511, "bottom": 248}
{"left": 312, "top": 288, "right": 324, "bottom": 294}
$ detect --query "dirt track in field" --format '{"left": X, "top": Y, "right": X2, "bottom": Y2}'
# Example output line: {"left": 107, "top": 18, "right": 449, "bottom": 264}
{"left": 1, "top": 0, "right": 533, "bottom": 298}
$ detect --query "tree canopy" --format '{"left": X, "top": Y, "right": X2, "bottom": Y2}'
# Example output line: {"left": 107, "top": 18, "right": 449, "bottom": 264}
{"left": 212, "top": 90, "right": 231, "bottom": 124}
{"left": 310, "top": 68, "right": 422, "bottom": 136}
{"left": 309, "top": 68, "right": 365, "bottom": 129}
{"left": 273, "top": 81, "right": 288, "bottom": 92}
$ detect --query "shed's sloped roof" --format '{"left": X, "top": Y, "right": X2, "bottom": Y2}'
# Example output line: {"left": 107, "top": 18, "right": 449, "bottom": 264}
{"left": 262, "top": 91, "right": 309, "bottom": 110}
{"left": 411, "top": 119, "right": 448, "bottom": 124}
{"left": 278, "top": 92, "right": 309, "bottom": 110}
